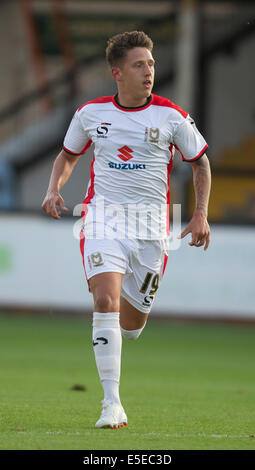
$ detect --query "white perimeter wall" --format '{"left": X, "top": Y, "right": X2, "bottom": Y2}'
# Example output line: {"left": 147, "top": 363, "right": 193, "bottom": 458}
{"left": 0, "top": 214, "right": 254, "bottom": 319}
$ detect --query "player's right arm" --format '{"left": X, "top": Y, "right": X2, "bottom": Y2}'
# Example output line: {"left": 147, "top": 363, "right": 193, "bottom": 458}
{"left": 42, "top": 149, "right": 81, "bottom": 219}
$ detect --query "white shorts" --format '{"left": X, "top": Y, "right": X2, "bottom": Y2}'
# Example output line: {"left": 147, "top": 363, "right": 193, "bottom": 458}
{"left": 80, "top": 237, "right": 169, "bottom": 313}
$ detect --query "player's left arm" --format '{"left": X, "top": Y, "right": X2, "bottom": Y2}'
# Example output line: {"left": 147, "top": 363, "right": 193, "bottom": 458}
{"left": 180, "top": 154, "right": 211, "bottom": 251}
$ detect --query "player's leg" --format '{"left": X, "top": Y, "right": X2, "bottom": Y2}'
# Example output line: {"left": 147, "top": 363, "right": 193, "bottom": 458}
{"left": 89, "top": 272, "right": 127, "bottom": 428}
{"left": 89, "top": 271, "right": 122, "bottom": 312}
{"left": 119, "top": 239, "right": 169, "bottom": 341}
{"left": 120, "top": 296, "right": 148, "bottom": 340}
{"left": 81, "top": 236, "right": 129, "bottom": 428}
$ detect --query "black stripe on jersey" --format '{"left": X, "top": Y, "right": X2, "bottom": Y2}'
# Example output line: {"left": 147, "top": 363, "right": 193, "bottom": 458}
{"left": 63, "top": 147, "right": 81, "bottom": 156}
{"left": 183, "top": 149, "right": 208, "bottom": 163}
{"left": 114, "top": 94, "right": 152, "bottom": 109}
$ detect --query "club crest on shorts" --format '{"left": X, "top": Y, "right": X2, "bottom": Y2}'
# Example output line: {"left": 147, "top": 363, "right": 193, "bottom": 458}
{"left": 88, "top": 252, "right": 104, "bottom": 269}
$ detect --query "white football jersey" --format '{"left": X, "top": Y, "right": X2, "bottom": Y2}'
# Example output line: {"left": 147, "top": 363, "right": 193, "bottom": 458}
{"left": 63, "top": 94, "right": 208, "bottom": 239}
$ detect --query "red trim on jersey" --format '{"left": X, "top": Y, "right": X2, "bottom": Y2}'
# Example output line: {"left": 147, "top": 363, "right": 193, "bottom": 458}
{"left": 181, "top": 144, "right": 208, "bottom": 162}
{"left": 151, "top": 95, "right": 188, "bottom": 118}
{"left": 80, "top": 230, "right": 87, "bottom": 281}
{"left": 82, "top": 154, "right": 95, "bottom": 211}
{"left": 162, "top": 146, "right": 170, "bottom": 276}
{"left": 78, "top": 96, "right": 112, "bottom": 112}
{"left": 63, "top": 146, "right": 80, "bottom": 155}
{"left": 162, "top": 253, "right": 168, "bottom": 277}
{"left": 82, "top": 139, "right": 93, "bottom": 154}
{"left": 112, "top": 95, "right": 153, "bottom": 112}
{"left": 80, "top": 154, "right": 96, "bottom": 283}
{"left": 77, "top": 94, "right": 188, "bottom": 118}
{"left": 166, "top": 146, "right": 174, "bottom": 236}
{"left": 63, "top": 139, "right": 93, "bottom": 156}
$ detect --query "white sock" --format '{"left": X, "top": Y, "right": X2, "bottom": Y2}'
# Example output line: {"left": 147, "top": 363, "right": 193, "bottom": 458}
{"left": 120, "top": 325, "right": 145, "bottom": 340}
{"left": 101, "top": 379, "right": 120, "bottom": 405}
{"left": 92, "top": 312, "right": 122, "bottom": 405}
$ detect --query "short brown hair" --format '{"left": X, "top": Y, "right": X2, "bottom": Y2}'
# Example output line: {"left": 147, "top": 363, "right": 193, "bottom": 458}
{"left": 106, "top": 31, "right": 153, "bottom": 67}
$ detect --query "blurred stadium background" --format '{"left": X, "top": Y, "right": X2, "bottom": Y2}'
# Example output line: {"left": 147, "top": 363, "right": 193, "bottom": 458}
{"left": 0, "top": 0, "right": 254, "bottom": 321}
{"left": 1, "top": 0, "right": 255, "bottom": 452}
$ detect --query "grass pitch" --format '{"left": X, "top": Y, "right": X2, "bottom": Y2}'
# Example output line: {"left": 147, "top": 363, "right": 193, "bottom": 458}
{"left": 0, "top": 312, "right": 254, "bottom": 450}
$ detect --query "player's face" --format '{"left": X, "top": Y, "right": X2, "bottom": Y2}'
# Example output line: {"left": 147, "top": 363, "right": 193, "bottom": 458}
{"left": 113, "top": 47, "right": 155, "bottom": 102}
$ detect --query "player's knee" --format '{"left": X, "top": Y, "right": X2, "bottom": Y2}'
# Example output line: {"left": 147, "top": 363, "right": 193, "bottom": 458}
{"left": 94, "top": 294, "right": 119, "bottom": 313}
{"left": 120, "top": 326, "right": 145, "bottom": 340}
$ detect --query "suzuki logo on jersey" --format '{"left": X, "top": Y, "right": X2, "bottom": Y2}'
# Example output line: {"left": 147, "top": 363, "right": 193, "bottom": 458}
{"left": 97, "top": 122, "right": 111, "bottom": 138}
{"left": 117, "top": 145, "right": 134, "bottom": 161}
{"left": 108, "top": 162, "right": 146, "bottom": 170}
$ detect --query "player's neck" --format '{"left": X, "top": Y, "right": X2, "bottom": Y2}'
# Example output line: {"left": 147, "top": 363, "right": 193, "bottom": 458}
{"left": 116, "top": 92, "right": 151, "bottom": 108}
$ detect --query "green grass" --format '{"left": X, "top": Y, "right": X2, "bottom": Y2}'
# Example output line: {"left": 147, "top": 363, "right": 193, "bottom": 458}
{"left": 0, "top": 312, "right": 254, "bottom": 450}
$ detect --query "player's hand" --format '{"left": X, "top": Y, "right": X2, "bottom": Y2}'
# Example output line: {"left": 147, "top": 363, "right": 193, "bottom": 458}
{"left": 41, "top": 190, "right": 69, "bottom": 220}
{"left": 178, "top": 210, "right": 210, "bottom": 251}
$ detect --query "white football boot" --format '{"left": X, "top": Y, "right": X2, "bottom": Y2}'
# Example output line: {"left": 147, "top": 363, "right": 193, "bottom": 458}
{"left": 95, "top": 399, "right": 128, "bottom": 429}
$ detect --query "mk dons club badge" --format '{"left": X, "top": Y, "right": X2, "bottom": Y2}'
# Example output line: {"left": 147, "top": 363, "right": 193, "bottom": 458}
{"left": 144, "top": 127, "right": 160, "bottom": 143}
{"left": 87, "top": 252, "right": 104, "bottom": 270}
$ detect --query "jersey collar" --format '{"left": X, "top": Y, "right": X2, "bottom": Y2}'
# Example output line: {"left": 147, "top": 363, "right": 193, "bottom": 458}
{"left": 112, "top": 94, "right": 153, "bottom": 112}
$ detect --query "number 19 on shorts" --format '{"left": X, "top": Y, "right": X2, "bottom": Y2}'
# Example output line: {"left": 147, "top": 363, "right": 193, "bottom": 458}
{"left": 140, "top": 272, "right": 159, "bottom": 295}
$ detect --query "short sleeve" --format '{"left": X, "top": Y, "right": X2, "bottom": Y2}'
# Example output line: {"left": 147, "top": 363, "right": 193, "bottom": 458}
{"left": 173, "top": 115, "right": 208, "bottom": 162}
{"left": 63, "top": 110, "right": 91, "bottom": 155}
